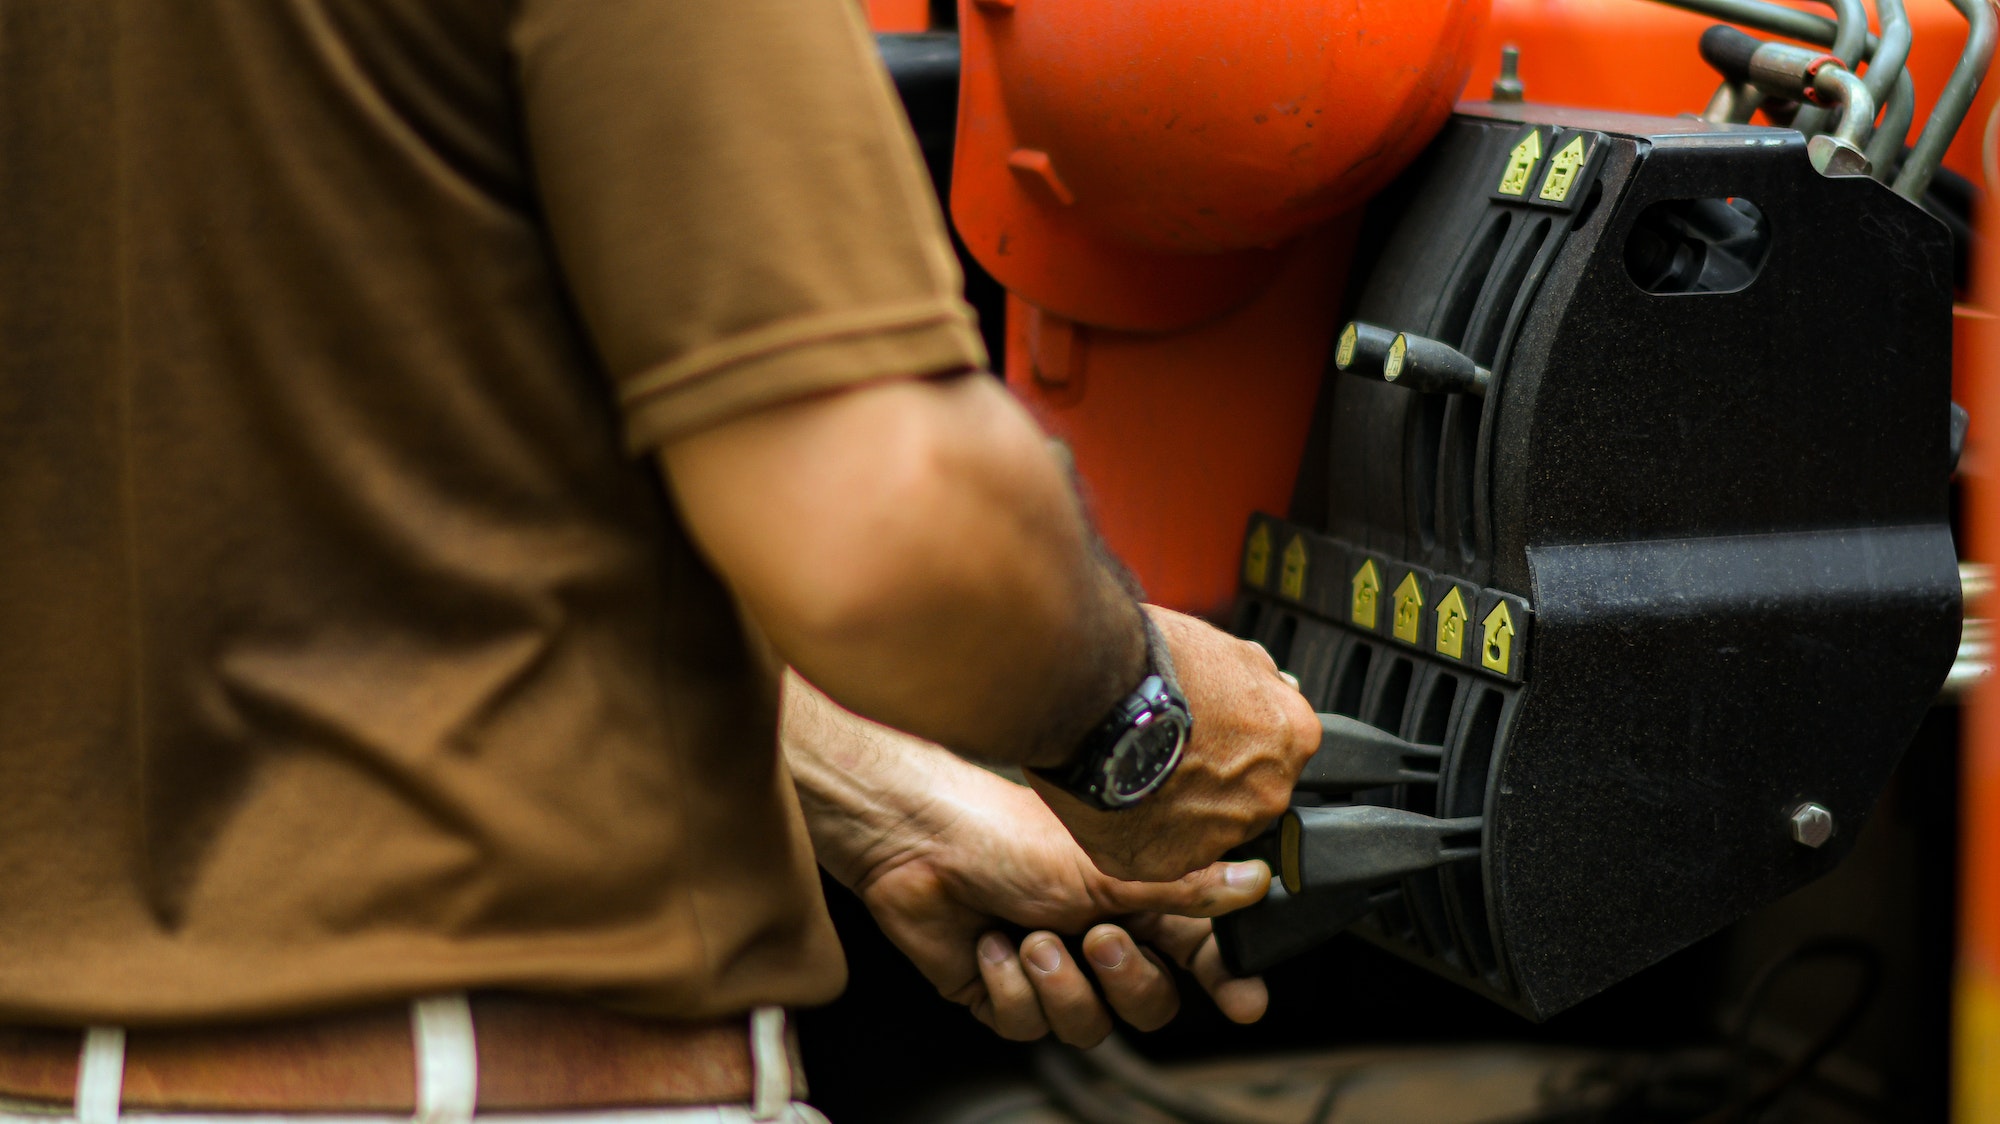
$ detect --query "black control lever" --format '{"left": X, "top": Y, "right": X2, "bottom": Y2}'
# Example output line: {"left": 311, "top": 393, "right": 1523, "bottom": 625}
{"left": 1335, "top": 321, "right": 1491, "bottom": 396}
{"left": 1296, "top": 712, "right": 1442, "bottom": 793}
{"left": 1213, "top": 880, "right": 1380, "bottom": 977}
{"left": 1278, "top": 805, "right": 1482, "bottom": 895}
{"left": 1213, "top": 805, "right": 1484, "bottom": 976}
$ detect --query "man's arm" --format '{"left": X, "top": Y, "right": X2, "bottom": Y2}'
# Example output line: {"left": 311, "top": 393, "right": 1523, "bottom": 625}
{"left": 661, "top": 372, "right": 1139, "bottom": 768}
{"left": 663, "top": 372, "right": 1322, "bottom": 880}
{"left": 783, "top": 672, "right": 1272, "bottom": 1045}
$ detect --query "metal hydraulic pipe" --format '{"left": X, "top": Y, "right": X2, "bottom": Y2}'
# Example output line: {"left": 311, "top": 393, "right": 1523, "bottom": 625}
{"left": 1702, "top": 27, "right": 1877, "bottom": 171}
{"left": 1867, "top": 66, "right": 1920, "bottom": 179}
{"left": 1862, "top": 0, "right": 1914, "bottom": 107}
{"left": 1893, "top": 0, "right": 1997, "bottom": 202}
{"left": 1650, "top": 0, "right": 1879, "bottom": 57}
{"left": 1703, "top": 80, "right": 1762, "bottom": 124}
{"left": 1793, "top": 0, "right": 1871, "bottom": 135}
{"left": 1856, "top": 0, "right": 1915, "bottom": 176}
{"left": 1808, "top": 64, "right": 1879, "bottom": 172}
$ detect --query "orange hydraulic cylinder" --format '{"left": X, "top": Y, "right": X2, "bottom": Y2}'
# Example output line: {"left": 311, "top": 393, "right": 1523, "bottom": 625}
{"left": 1007, "top": 218, "right": 1360, "bottom": 619}
{"left": 959, "top": 0, "right": 1488, "bottom": 615}
{"left": 954, "top": 0, "right": 1489, "bottom": 332}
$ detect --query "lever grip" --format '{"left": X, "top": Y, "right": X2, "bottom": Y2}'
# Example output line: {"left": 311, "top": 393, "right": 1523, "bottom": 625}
{"left": 1336, "top": 322, "right": 1489, "bottom": 395}
{"left": 1279, "top": 805, "right": 1482, "bottom": 895}
{"left": 1387, "top": 332, "right": 1490, "bottom": 395}
{"left": 1334, "top": 321, "right": 1399, "bottom": 378}
{"left": 1699, "top": 25, "right": 1761, "bottom": 86}
{"left": 1213, "top": 879, "right": 1377, "bottom": 977}
{"left": 1296, "top": 712, "right": 1442, "bottom": 792}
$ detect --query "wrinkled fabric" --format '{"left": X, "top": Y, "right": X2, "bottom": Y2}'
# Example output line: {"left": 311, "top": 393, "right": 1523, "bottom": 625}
{"left": 0, "top": 0, "right": 983, "bottom": 1025}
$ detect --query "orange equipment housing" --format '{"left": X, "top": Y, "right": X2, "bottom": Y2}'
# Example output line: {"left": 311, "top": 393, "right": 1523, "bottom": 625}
{"left": 953, "top": 0, "right": 1493, "bottom": 616}
{"left": 929, "top": 0, "right": 1998, "bottom": 618}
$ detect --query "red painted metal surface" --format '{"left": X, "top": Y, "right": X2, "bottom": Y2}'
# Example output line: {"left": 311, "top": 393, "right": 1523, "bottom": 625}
{"left": 954, "top": 0, "right": 1491, "bottom": 333}
{"left": 957, "top": 0, "right": 1490, "bottom": 615}
{"left": 1007, "top": 218, "right": 1361, "bottom": 619}
{"left": 866, "top": 0, "right": 930, "bottom": 33}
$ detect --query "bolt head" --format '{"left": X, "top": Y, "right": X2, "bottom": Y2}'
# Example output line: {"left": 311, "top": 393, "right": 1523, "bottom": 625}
{"left": 1789, "top": 802, "right": 1835, "bottom": 848}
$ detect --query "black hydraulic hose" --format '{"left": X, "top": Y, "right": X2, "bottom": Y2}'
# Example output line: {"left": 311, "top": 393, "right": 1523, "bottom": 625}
{"left": 1894, "top": 0, "right": 1997, "bottom": 201}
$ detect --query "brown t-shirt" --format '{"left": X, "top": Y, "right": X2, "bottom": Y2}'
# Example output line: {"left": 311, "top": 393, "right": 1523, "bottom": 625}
{"left": 0, "top": 0, "right": 983, "bottom": 1025}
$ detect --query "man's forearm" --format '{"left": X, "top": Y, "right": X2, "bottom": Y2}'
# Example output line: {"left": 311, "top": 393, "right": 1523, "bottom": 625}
{"left": 782, "top": 670, "right": 992, "bottom": 888}
{"left": 662, "top": 374, "right": 1143, "bottom": 766}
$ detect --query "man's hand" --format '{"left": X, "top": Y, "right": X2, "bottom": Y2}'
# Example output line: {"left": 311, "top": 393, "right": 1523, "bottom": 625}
{"left": 785, "top": 674, "right": 1271, "bottom": 1047}
{"left": 1029, "top": 606, "right": 1322, "bottom": 883}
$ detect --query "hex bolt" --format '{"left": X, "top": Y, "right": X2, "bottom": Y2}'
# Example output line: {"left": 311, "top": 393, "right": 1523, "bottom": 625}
{"left": 1789, "top": 802, "right": 1835, "bottom": 848}
{"left": 1492, "top": 45, "right": 1525, "bottom": 103}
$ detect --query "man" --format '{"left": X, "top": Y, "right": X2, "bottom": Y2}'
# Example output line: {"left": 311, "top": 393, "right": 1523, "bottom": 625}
{"left": 0, "top": 1, "right": 1319, "bottom": 1122}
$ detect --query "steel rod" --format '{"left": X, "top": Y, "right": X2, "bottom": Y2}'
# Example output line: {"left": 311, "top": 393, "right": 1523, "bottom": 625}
{"left": 1893, "top": 0, "right": 1996, "bottom": 201}
{"left": 1795, "top": 0, "right": 1871, "bottom": 134}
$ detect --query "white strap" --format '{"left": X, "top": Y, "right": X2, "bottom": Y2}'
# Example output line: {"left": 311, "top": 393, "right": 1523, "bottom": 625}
{"left": 75, "top": 1027, "right": 125, "bottom": 1124}
{"left": 748, "top": 1006, "right": 791, "bottom": 1121}
{"left": 411, "top": 995, "right": 478, "bottom": 1124}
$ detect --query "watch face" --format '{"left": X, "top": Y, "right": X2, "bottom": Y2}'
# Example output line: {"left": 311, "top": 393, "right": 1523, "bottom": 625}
{"left": 1100, "top": 708, "right": 1189, "bottom": 805}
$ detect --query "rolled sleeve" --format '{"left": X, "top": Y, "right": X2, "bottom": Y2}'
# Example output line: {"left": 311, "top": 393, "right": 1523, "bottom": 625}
{"left": 511, "top": 0, "right": 986, "bottom": 451}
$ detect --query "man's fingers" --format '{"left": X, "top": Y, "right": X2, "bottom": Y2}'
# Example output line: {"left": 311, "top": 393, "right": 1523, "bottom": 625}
{"left": 1093, "top": 859, "right": 1271, "bottom": 918}
{"left": 1021, "top": 932, "right": 1115, "bottom": 1048}
{"left": 1123, "top": 915, "right": 1270, "bottom": 1024}
{"left": 975, "top": 932, "right": 1051, "bottom": 1041}
{"left": 1186, "top": 929, "right": 1270, "bottom": 1024}
{"left": 1083, "top": 925, "right": 1181, "bottom": 1033}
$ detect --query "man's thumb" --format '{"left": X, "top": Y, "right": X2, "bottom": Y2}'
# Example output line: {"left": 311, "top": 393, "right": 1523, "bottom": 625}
{"left": 1099, "top": 859, "right": 1271, "bottom": 918}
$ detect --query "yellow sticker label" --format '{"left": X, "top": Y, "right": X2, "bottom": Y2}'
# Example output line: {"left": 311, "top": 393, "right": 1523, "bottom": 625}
{"left": 1279, "top": 534, "right": 1308, "bottom": 601}
{"left": 1350, "top": 559, "right": 1382, "bottom": 630}
{"left": 1482, "top": 601, "right": 1518, "bottom": 675}
{"left": 1385, "top": 335, "right": 1407, "bottom": 382}
{"left": 1498, "top": 130, "right": 1543, "bottom": 196}
{"left": 1436, "top": 586, "right": 1469, "bottom": 660}
{"left": 1392, "top": 572, "right": 1425, "bottom": 643}
{"left": 1336, "top": 322, "right": 1358, "bottom": 370}
{"left": 1539, "top": 135, "right": 1589, "bottom": 202}
{"left": 1243, "top": 523, "right": 1272, "bottom": 588}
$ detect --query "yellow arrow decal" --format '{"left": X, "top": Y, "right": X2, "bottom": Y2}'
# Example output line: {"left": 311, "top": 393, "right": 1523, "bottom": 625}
{"left": 1498, "top": 129, "right": 1543, "bottom": 196}
{"left": 1482, "top": 601, "right": 1518, "bottom": 675}
{"left": 1539, "top": 135, "right": 1589, "bottom": 202}
{"left": 1279, "top": 534, "right": 1308, "bottom": 601}
{"left": 1436, "top": 586, "right": 1469, "bottom": 659}
{"left": 1392, "top": 572, "right": 1425, "bottom": 643}
{"left": 1351, "top": 559, "right": 1382, "bottom": 630}
{"left": 1243, "top": 523, "right": 1272, "bottom": 589}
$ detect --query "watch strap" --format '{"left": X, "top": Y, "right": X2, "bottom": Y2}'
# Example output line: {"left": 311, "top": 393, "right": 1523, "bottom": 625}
{"left": 1030, "top": 608, "right": 1188, "bottom": 808}
{"left": 1140, "top": 610, "right": 1182, "bottom": 699}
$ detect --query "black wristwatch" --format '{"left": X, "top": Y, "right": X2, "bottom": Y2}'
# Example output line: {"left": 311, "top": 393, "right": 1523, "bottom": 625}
{"left": 1030, "top": 616, "right": 1192, "bottom": 811}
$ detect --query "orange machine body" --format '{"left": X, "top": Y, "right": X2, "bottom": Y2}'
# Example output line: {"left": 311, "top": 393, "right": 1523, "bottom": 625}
{"left": 953, "top": 0, "right": 1491, "bottom": 615}
{"left": 936, "top": 0, "right": 1995, "bottom": 618}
